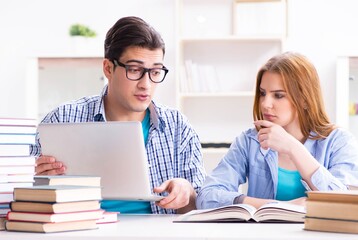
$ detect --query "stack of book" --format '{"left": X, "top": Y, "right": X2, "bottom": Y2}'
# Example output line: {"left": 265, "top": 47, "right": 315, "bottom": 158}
{"left": 0, "top": 117, "right": 37, "bottom": 230}
{"left": 33, "top": 175, "right": 119, "bottom": 224}
{"left": 5, "top": 185, "right": 103, "bottom": 233}
{"left": 304, "top": 190, "right": 358, "bottom": 234}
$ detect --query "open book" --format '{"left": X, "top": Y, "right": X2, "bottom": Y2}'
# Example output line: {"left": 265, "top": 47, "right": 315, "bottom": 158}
{"left": 175, "top": 201, "right": 306, "bottom": 223}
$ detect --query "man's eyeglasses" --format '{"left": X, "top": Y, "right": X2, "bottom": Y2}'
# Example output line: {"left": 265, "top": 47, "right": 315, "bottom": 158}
{"left": 112, "top": 59, "right": 169, "bottom": 83}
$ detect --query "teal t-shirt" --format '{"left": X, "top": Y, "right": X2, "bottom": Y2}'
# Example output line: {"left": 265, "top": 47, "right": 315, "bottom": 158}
{"left": 275, "top": 167, "right": 306, "bottom": 201}
{"left": 101, "top": 110, "right": 152, "bottom": 213}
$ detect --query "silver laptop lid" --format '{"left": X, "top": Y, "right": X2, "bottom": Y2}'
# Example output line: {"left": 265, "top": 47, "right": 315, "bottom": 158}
{"left": 38, "top": 121, "right": 163, "bottom": 201}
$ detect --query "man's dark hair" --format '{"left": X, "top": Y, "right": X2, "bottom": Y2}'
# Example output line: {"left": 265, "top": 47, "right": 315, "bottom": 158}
{"left": 104, "top": 16, "right": 165, "bottom": 61}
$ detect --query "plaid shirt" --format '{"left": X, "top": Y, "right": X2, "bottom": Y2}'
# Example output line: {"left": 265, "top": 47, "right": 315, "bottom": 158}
{"left": 31, "top": 85, "right": 206, "bottom": 214}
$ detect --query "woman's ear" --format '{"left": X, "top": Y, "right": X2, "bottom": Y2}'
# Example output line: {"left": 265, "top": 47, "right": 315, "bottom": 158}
{"left": 303, "top": 102, "right": 308, "bottom": 110}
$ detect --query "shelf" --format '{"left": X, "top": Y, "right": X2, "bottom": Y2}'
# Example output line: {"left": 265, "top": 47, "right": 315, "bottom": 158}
{"left": 180, "top": 36, "right": 283, "bottom": 43}
{"left": 202, "top": 148, "right": 229, "bottom": 154}
{"left": 180, "top": 40, "right": 282, "bottom": 93}
{"left": 180, "top": 91, "right": 254, "bottom": 98}
{"left": 176, "top": 0, "right": 285, "bottom": 144}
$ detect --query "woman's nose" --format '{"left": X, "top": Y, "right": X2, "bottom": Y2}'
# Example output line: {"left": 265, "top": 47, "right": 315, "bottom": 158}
{"left": 261, "top": 96, "right": 273, "bottom": 109}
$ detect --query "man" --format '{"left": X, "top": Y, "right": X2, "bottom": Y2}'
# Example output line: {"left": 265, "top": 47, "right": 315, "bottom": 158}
{"left": 31, "top": 16, "right": 206, "bottom": 214}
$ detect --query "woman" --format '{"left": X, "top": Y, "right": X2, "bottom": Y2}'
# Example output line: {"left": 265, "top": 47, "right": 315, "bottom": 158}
{"left": 196, "top": 52, "right": 358, "bottom": 209}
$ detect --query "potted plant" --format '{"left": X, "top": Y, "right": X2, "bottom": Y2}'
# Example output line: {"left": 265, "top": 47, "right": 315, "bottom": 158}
{"left": 68, "top": 24, "right": 99, "bottom": 55}
{"left": 69, "top": 24, "right": 96, "bottom": 38}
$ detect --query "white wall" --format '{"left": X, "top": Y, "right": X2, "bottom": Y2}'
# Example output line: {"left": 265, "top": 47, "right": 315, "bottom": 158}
{"left": 285, "top": 0, "right": 358, "bottom": 122}
{"left": 1, "top": 0, "right": 358, "bottom": 122}
{"left": 0, "top": 0, "right": 176, "bottom": 118}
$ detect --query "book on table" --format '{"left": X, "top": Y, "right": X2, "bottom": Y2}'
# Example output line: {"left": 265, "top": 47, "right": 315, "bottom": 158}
{"left": 306, "top": 199, "right": 358, "bottom": 221}
{"left": 0, "top": 156, "right": 36, "bottom": 166}
{"left": 0, "top": 174, "right": 34, "bottom": 183}
{"left": 0, "top": 144, "right": 31, "bottom": 157}
{"left": 34, "top": 175, "right": 101, "bottom": 187}
{"left": 96, "top": 211, "right": 119, "bottom": 224}
{"left": 175, "top": 201, "right": 306, "bottom": 223}
{"left": 6, "top": 209, "right": 104, "bottom": 223}
{"left": 0, "top": 133, "right": 36, "bottom": 144}
{"left": 0, "top": 117, "right": 37, "bottom": 126}
{"left": 0, "top": 216, "right": 5, "bottom": 231}
{"left": 0, "top": 203, "right": 10, "bottom": 215}
{"left": 0, "top": 192, "right": 13, "bottom": 203}
{"left": 4, "top": 219, "right": 98, "bottom": 233}
{"left": 0, "top": 125, "right": 37, "bottom": 134}
{"left": 306, "top": 189, "right": 358, "bottom": 203}
{"left": 0, "top": 165, "right": 35, "bottom": 174}
{"left": 13, "top": 185, "right": 102, "bottom": 203}
{"left": 10, "top": 200, "right": 101, "bottom": 213}
{"left": 0, "top": 182, "right": 33, "bottom": 192}
{"left": 304, "top": 217, "right": 358, "bottom": 234}
{"left": 304, "top": 190, "right": 358, "bottom": 234}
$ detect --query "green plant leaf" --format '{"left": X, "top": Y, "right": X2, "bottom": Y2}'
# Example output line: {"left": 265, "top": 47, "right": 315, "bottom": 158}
{"left": 69, "top": 24, "right": 96, "bottom": 37}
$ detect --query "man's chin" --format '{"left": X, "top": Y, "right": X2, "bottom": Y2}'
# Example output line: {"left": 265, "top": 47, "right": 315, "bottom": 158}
{"left": 133, "top": 103, "right": 150, "bottom": 112}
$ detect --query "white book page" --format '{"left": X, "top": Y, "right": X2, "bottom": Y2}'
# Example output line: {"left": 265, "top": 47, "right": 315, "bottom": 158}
{"left": 176, "top": 204, "right": 258, "bottom": 222}
{"left": 253, "top": 201, "right": 306, "bottom": 222}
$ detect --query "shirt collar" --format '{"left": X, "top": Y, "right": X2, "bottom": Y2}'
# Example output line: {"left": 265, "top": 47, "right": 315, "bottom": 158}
{"left": 93, "top": 84, "right": 166, "bottom": 133}
{"left": 149, "top": 101, "right": 166, "bottom": 132}
{"left": 93, "top": 85, "right": 108, "bottom": 122}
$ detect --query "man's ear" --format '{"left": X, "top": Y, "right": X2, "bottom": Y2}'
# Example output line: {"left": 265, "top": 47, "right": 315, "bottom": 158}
{"left": 103, "top": 59, "right": 113, "bottom": 79}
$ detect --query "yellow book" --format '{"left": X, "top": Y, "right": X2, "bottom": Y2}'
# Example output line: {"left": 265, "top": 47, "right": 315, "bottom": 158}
{"left": 13, "top": 185, "right": 102, "bottom": 203}
{"left": 7, "top": 209, "right": 104, "bottom": 223}
{"left": 5, "top": 219, "right": 98, "bottom": 233}
{"left": 34, "top": 175, "right": 101, "bottom": 187}
{"left": 306, "top": 200, "right": 358, "bottom": 221}
{"left": 304, "top": 217, "right": 358, "bottom": 234}
{"left": 10, "top": 200, "right": 100, "bottom": 213}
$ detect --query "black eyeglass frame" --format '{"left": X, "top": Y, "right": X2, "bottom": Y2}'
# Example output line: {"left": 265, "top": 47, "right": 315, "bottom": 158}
{"left": 112, "top": 59, "right": 169, "bottom": 83}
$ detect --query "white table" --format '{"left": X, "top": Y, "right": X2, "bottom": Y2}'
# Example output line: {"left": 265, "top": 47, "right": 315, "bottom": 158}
{"left": 1, "top": 214, "right": 356, "bottom": 240}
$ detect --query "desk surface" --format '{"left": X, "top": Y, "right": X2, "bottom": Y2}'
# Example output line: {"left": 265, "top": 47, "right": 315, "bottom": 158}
{"left": 1, "top": 214, "right": 356, "bottom": 240}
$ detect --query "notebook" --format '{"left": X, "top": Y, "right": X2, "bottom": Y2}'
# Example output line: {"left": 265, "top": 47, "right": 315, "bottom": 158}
{"left": 37, "top": 121, "right": 164, "bottom": 201}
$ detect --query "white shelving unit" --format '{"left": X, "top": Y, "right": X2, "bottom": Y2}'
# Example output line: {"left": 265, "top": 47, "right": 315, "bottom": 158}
{"left": 175, "top": 0, "right": 287, "bottom": 170}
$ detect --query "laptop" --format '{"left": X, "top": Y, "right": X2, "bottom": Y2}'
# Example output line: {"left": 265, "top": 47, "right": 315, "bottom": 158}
{"left": 37, "top": 121, "right": 164, "bottom": 201}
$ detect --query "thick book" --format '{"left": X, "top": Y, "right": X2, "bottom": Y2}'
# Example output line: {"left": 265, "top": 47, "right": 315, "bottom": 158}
{"left": 306, "top": 200, "right": 358, "bottom": 221}
{"left": 0, "top": 125, "right": 37, "bottom": 134}
{"left": 96, "top": 211, "right": 119, "bottom": 224}
{"left": 7, "top": 209, "right": 104, "bottom": 223}
{"left": 0, "top": 204, "right": 10, "bottom": 215}
{"left": 0, "top": 118, "right": 37, "bottom": 126}
{"left": 0, "top": 156, "right": 36, "bottom": 166}
{"left": 175, "top": 202, "right": 306, "bottom": 223}
{"left": 0, "top": 193, "right": 13, "bottom": 203}
{"left": 13, "top": 185, "right": 102, "bottom": 203}
{"left": 10, "top": 200, "right": 101, "bottom": 213}
{"left": 0, "top": 174, "right": 34, "bottom": 183}
{"left": 0, "top": 216, "right": 5, "bottom": 231}
{"left": 306, "top": 190, "right": 358, "bottom": 203}
{"left": 0, "top": 133, "right": 36, "bottom": 144}
{"left": 0, "top": 165, "right": 35, "bottom": 175}
{"left": 304, "top": 217, "right": 358, "bottom": 234}
{"left": 0, "top": 182, "right": 33, "bottom": 192}
{"left": 34, "top": 175, "right": 101, "bottom": 187}
{"left": 0, "top": 144, "right": 30, "bottom": 157}
{"left": 5, "top": 219, "right": 98, "bottom": 233}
